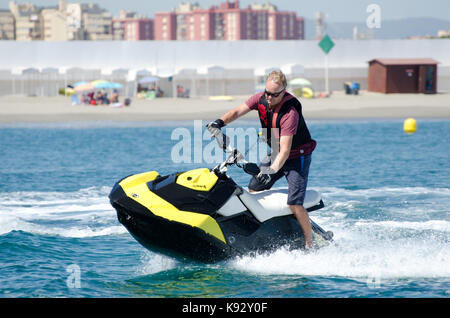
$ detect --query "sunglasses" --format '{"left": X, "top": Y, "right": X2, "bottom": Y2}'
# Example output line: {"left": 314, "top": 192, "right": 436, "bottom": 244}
{"left": 264, "top": 88, "right": 285, "bottom": 98}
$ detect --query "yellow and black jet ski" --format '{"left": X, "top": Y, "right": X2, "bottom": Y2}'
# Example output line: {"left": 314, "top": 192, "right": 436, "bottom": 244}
{"left": 109, "top": 128, "right": 333, "bottom": 263}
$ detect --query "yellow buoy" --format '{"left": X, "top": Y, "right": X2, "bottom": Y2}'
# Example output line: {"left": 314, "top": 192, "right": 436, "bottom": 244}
{"left": 403, "top": 118, "right": 417, "bottom": 134}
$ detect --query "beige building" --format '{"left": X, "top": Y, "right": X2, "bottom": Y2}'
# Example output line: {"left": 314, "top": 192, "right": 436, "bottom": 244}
{"left": 62, "top": 1, "right": 113, "bottom": 41}
{"left": 41, "top": 7, "right": 68, "bottom": 41}
{"left": 66, "top": 2, "right": 85, "bottom": 40}
{"left": 0, "top": 9, "right": 15, "bottom": 40}
{"left": 9, "top": 1, "right": 42, "bottom": 41}
{"left": 81, "top": 3, "right": 112, "bottom": 40}
{"left": 8, "top": 1, "right": 113, "bottom": 41}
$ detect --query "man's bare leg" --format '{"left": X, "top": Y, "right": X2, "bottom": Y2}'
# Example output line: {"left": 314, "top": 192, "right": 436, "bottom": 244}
{"left": 250, "top": 187, "right": 313, "bottom": 247}
{"left": 289, "top": 204, "right": 313, "bottom": 248}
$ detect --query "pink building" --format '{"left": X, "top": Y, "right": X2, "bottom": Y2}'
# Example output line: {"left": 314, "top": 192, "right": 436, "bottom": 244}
{"left": 154, "top": 12, "right": 177, "bottom": 40}
{"left": 268, "top": 11, "right": 304, "bottom": 40}
{"left": 154, "top": 1, "right": 304, "bottom": 41}
{"left": 113, "top": 12, "right": 154, "bottom": 40}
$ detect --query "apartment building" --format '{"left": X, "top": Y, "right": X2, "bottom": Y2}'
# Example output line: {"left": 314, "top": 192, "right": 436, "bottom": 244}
{"left": 81, "top": 3, "right": 112, "bottom": 40}
{"left": 154, "top": 11, "right": 177, "bottom": 41}
{"left": 41, "top": 6, "right": 67, "bottom": 41}
{"left": 0, "top": 9, "right": 15, "bottom": 40}
{"left": 66, "top": 2, "right": 83, "bottom": 40}
{"left": 9, "top": 1, "right": 42, "bottom": 41}
{"left": 8, "top": 0, "right": 112, "bottom": 41}
{"left": 65, "top": 2, "right": 112, "bottom": 41}
{"left": 154, "top": 0, "right": 304, "bottom": 41}
{"left": 112, "top": 10, "right": 154, "bottom": 40}
{"left": 3, "top": 0, "right": 304, "bottom": 41}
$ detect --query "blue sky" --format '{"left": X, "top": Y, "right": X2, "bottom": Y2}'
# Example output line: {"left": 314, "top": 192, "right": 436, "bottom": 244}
{"left": 2, "top": 0, "right": 450, "bottom": 22}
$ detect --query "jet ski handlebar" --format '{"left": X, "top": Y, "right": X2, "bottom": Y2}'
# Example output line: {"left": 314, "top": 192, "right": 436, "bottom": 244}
{"left": 206, "top": 124, "right": 261, "bottom": 176}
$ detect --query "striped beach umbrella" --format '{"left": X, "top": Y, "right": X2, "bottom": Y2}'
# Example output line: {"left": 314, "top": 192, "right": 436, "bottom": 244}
{"left": 74, "top": 82, "right": 94, "bottom": 92}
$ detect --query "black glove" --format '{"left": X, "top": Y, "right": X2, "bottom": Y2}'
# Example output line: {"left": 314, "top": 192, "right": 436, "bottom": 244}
{"left": 256, "top": 167, "right": 276, "bottom": 186}
{"left": 256, "top": 172, "right": 271, "bottom": 186}
{"left": 207, "top": 119, "right": 225, "bottom": 130}
{"left": 243, "top": 162, "right": 260, "bottom": 176}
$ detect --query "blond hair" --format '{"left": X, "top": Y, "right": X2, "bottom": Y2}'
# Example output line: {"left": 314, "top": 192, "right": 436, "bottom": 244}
{"left": 267, "top": 70, "right": 287, "bottom": 89}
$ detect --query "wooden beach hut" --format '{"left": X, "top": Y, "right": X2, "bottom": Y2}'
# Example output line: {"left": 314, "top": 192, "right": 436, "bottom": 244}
{"left": 368, "top": 58, "right": 439, "bottom": 94}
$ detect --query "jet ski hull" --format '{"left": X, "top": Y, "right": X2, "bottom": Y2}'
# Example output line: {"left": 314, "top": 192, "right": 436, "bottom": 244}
{"left": 111, "top": 184, "right": 233, "bottom": 263}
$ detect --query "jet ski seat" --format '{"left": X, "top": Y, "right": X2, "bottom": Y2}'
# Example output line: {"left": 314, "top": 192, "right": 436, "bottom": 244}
{"left": 241, "top": 189, "right": 322, "bottom": 222}
{"left": 218, "top": 188, "right": 322, "bottom": 223}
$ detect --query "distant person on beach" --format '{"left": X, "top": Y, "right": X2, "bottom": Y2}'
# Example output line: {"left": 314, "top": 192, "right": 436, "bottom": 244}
{"left": 111, "top": 89, "right": 119, "bottom": 103}
{"left": 156, "top": 86, "right": 163, "bottom": 98}
{"left": 102, "top": 92, "right": 110, "bottom": 105}
{"left": 87, "top": 92, "right": 96, "bottom": 105}
{"left": 177, "top": 85, "right": 184, "bottom": 97}
{"left": 109, "top": 97, "right": 131, "bottom": 108}
{"left": 207, "top": 70, "right": 317, "bottom": 248}
{"left": 96, "top": 91, "right": 104, "bottom": 105}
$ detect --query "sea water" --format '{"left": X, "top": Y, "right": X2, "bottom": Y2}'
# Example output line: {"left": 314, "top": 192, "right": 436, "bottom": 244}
{"left": 0, "top": 119, "right": 449, "bottom": 298}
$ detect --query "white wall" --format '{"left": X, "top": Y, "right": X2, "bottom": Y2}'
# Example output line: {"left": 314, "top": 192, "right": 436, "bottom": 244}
{"left": 1, "top": 39, "right": 449, "bottom": 70}
{"left": 1, "top": 39, "right": 449, "bottom": 95}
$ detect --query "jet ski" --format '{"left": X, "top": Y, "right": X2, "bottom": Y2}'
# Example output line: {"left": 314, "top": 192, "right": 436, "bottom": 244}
{"left": 109, "top": 126, "right": 333, "bottom": 263}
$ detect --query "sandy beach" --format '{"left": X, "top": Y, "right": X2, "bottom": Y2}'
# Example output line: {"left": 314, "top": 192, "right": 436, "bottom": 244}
{"left": 0, "top": 90, "right": 449, "bottom": 123}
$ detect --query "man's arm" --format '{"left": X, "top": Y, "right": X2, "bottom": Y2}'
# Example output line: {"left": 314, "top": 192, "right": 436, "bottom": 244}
{"left": 220, "top": 103, "right": 252, "bottom": 125}
{"left": 269, "top": 135, "right": 293, "bottom": 173}
{"left": 267, "top": 106, "right": 298, "bottom": 173}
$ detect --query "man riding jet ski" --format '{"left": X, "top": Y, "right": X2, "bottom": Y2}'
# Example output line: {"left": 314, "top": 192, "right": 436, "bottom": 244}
{"left": 109, "top": 126, "right": 333, "bottom": 263}
{"left": 213, "top": 70, "right": 317, "bottom": 248}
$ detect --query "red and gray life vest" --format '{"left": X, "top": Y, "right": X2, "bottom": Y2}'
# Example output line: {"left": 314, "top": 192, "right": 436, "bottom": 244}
{"left": 257, "top": 93, "right": 316, "bottom": 159}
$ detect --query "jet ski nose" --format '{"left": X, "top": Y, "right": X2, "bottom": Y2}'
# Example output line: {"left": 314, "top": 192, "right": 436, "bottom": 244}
{"left": 116, "top": 206, "right": 131, "bottom": 224}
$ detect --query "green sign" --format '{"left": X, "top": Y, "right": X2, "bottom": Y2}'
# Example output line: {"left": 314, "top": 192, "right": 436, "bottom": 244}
{"left": 318, "top": 34, "right": 335, "bottom": 54}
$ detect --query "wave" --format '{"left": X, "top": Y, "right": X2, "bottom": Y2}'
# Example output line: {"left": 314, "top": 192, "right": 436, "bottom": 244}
{"left": 0, "top": 186, "right": 126, "bottom": 238}
{"left": 227, "top": 186, "right": 450, "bottom": 279}
{"left": 135, "top": 251, "right": 179, "bottom": 276}
{"left": 355, "top": 219, "right": 450, "bottom": 232}
{"left": 315, "top": 185, "right": 450, "bottom": 199}
{"left": 129, "top": 185, "right": 450, "bottom": 280}
{"left": 1, "top": 185, "right": 449, "bottom": 280}
{"left": 229, "top": 236, "right": 450, "bottom": 279}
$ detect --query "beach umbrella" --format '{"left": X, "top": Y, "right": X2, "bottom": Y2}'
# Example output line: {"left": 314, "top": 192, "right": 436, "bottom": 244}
{"left": 110, "top": 82, "right": 123, "bottom": 89}
{"left": 92, "top": 81, "right": 110, "bottom": 89}
{"left": 138, "top": 76, "right": 160, "bottom": 84}
{"left": 74, "top": 82, "right": 94, "bottom": 92}
{"left": 289, "top": 78, "right": 312, "bottom": 86}
{"left": 91, "top": 79, "right": 109, "bottom": 87}
{"left": 73, "top": 81, "right": 89, "bottom": 87}
{"left": 97, "top": 81, "right": 124, "bottom": 89}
